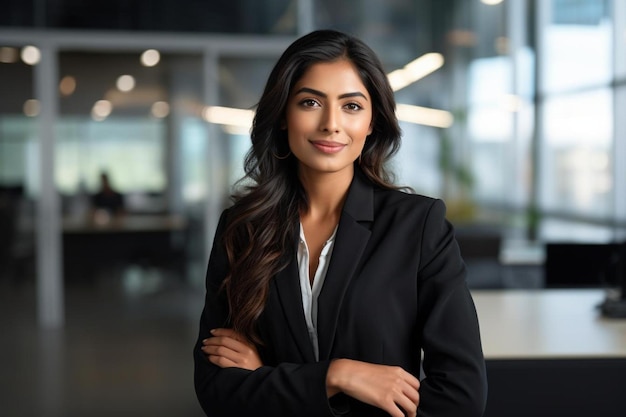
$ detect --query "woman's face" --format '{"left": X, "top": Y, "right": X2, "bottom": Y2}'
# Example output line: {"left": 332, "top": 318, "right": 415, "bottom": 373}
{"left": 284, "top": 59, "right": 373, "bottom": 180}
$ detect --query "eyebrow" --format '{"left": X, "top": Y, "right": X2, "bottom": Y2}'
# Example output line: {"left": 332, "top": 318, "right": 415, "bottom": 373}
{"left": 293, "top": 87, "right": 369, "bottom": 101}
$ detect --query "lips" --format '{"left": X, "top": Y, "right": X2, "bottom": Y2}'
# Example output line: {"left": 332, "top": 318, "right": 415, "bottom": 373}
{"left": 310, "top": 140, "right": 346, "bottom": 154}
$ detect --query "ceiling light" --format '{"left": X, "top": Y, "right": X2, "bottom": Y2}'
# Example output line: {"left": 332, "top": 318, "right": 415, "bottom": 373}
{"left": 92, "top": 100, "right": 113, "bottom": 120}
{"left": 388, "top": 53, "right": 444, "bottom": 92}
{"left": 23, "top": 99, "right": 40, "bottom": 117}
{"left": 151, "top": 101, "right": 170, "bottom": 118}
{"left": 21, "top": 45, "right": 41, "bottom": 65}
{"left": 59, "top": 75, "right": 77, "bottom": 96}
{"left": 116, "top": 75, "right": 136, "bottom": 92}
{"left": 202, "top": 106, "right": 254, "bottom": 128}
{"left": 222, "top": 125, "right": 252, "bottom": 136}
{"left": 141, "top": 49, "right": 160, "bottom": 67}
{"left": 481, "top": 0, "right": 504, "bottom": 5}
{"left": 396, "top": 104, "right": 454, "bottom": 128}
{"left": 0, "top": 47, "right": 18, "bottom": 63}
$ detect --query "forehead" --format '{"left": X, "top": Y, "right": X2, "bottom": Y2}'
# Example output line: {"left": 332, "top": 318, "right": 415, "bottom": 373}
{"left": 292, "top": 60, "right": 369, "bottom": 95}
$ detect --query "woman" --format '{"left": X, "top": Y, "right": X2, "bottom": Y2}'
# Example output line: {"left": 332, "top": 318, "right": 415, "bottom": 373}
{"left": 193, "top": 29, "right": 487, "bottom": 417}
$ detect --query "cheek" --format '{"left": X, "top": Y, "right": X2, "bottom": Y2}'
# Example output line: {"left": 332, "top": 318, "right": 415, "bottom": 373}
{"left": 285, "top": 112, "right": 316, "bottom": 136}
{"left": 347, "top": 109, "right": 373, "bottom": 138}
{"left": 347, "top": 119, "right": 373, "bottom": 141}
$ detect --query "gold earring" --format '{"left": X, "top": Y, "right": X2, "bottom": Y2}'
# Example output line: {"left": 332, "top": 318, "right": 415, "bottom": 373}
{"left": 273, "top": 150, "right": 291, "bottom": 160}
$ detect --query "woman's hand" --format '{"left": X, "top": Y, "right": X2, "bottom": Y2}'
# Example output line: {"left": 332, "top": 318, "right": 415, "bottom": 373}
{"left": 326, "top": 359, "right": 420, "bottom": 417}
{"left": 201, "top": 328, "right": 263, "bottom": 371}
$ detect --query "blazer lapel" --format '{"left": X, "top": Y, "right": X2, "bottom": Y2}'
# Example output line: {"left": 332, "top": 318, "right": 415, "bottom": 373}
{"left": 317, "top": 171, "right": 374, "bottom": 360}
{"left": 273, "top": 253, "right": 317, "bottom": 362}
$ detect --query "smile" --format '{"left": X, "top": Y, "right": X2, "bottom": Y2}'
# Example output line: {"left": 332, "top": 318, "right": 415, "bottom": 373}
{"left": 310, "top": 140, "right": 346, "bottom": 154}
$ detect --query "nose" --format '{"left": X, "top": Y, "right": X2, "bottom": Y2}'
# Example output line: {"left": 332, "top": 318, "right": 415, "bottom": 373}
{"left": 320, "top": 106, "right": 340, "bottom": 133}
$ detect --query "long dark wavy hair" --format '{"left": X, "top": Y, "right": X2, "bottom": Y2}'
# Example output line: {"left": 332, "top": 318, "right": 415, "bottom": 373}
{"left": 221, "top": 29, "right": 403, "bottom": 343}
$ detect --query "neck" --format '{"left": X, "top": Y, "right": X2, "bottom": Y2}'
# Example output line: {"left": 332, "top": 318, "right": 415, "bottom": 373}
{"left": 299, "top": 167, "right": 353, "bottom": 220}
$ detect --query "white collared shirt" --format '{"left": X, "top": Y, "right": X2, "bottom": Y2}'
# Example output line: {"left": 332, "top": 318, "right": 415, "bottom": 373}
{"left": 297, "top": 223, "right": 337, "bottom": 361}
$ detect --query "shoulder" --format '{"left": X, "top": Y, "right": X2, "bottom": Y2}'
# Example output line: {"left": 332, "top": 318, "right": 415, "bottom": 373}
{"left": 366, "top": 188, "right": 451, "bottom": 240}
{"left": 343, "top": 172, "right": 449, "bottom": 228}
{"left": 372, "top": 187, "right": 444, "bottom": 218}
{"left": 365, "top": 188, "right": 455, "bottom": 259}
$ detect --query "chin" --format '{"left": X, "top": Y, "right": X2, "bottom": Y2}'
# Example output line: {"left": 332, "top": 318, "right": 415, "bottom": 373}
{"left": 299, "top": 161, "right": 355, "bottom": 176}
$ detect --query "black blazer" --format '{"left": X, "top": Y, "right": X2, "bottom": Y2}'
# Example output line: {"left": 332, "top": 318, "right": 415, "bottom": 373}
{"left": 194, "top": 171, "right": 487, "bottom": 417}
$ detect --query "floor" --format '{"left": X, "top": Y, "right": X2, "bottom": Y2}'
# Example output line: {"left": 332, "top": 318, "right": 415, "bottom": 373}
{"left": 0, "top": 267, "right": 208, "bottom": 417}
{"left": 0, "top": 257, "right": 542, "bottom": 417}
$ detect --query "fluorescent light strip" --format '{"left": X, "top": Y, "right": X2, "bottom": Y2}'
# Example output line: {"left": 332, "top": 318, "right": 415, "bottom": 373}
{"left": 396, "top": 103, "right": 454, "bottom": 128}
{"left": 388, "top": 53, "right": 444, "bottom": 92}
{"left": 202, "top": 106, "right": 255, "bottom": 128}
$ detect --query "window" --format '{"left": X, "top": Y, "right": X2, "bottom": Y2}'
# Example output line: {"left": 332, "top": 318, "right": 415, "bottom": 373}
{"left": 537, "top": 0, "right": 615, "bottom": 233}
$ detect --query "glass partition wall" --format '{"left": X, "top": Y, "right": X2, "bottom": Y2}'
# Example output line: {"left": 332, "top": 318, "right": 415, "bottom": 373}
{"left": 537, "top": 0, "right": 623, "bottom": 241}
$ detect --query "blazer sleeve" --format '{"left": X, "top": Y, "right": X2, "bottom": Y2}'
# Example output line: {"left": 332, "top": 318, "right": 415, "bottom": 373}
{"left": 415, "top": 199, "right": 488, "bottom": 417}
{"left": 192, "top": 210, "right": 338, "bottom": 417}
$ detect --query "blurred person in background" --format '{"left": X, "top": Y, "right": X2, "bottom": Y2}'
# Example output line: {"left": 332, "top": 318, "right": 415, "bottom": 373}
{"left": 91, "top": 171, "right": 125, "bottom": 223}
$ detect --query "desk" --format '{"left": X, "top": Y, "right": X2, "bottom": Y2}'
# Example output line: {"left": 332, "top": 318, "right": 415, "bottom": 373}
{"left": 473, "top": 290, "right": 626, "bottom": 416}
{"left": 63, "top": 215, "right": 188, "bottom": 282}
{"left": 63, "top": 214, "right": 187, "bottom": 234}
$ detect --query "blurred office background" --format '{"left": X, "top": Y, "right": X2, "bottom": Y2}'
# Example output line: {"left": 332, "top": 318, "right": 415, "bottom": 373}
{"left": 1, "top": 0, "right": 625, "bottom": 416}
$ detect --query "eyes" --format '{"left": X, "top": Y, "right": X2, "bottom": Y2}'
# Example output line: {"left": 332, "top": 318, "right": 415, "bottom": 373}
{"left": 297, "top": 98, "right": 365, "bottom": 112}
{"left": 344, "top": 102, "right": 364, "bottom": 112}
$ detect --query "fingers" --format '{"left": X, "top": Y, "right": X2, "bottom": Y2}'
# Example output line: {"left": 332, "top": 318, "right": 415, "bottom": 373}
{"left": 207, "top": 353, "right": 238, "bottom": 368}
{"left": 202, "top": 340, "right": 256, "bottom": 359}
{"left": 394, "top": 382, "right": 419, "bottom": 417}
{"left": 398, "top": 370, "right": 420, "bottom": 417}
{"left": 210, "top": 328, "right": 243, "bottom": 340}
{"left": 202, "top": 337, "right": 247, "bottom": 362}
{"left": 383, "top": 379, "right": 419, "bottom": 417}
{"left": 201, "top": 328, "right": 263, "bottom": 371}
{"left": 204, "top": 334, "right": 248, "bottom": 353}
{"left": 327, "top": 359, "right": 420, "bottom": 417}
